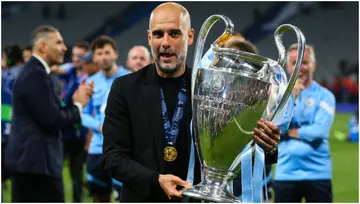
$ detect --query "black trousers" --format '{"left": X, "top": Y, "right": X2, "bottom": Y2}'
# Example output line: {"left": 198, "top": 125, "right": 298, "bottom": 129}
{"left": 274, "top": 180, "right": 332, "bottom": 203}
{"left": 11, "top": 172, "right": 64, "bottom": 202}
{"left": 63, "top": 138, "right": 86, "bottom": 202}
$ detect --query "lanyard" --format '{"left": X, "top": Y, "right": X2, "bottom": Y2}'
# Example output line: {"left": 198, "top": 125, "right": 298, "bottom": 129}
{"left": 160, "top": 78, "right": 187, "bottom": 147}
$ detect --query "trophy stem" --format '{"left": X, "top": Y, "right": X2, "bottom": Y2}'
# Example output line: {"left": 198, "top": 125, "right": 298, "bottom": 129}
{"left": 182, "top": 166, "right": 240, "bottom": 203}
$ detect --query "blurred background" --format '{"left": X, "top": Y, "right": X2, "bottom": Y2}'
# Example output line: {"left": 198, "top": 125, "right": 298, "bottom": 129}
{"left": 1, "top": 1, "right": 359, "bottom": 202}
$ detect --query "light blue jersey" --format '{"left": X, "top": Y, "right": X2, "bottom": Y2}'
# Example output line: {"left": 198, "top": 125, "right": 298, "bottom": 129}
{"left": 82, "top": 66, "right": 129, "bottom": 154}
{"left": 118, "top": 65, "right": 131, "bottom": 75}
{"left": 275, "top": 81, "right": 336, "bottom": 181}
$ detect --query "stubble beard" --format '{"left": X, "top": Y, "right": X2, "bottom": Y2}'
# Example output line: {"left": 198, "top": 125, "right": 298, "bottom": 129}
{"left": 152, "top": 49, "right": 187, "bottom": 75}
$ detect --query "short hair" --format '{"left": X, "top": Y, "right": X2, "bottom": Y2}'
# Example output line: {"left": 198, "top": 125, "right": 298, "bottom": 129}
{"left": 23, "top": 45, "right": 32, "bottom": 52}
{"left": 32, "top": 25, "right": 58, "bottom": 46}
{"left": 225, "top": 39, "right": 258, "bottom": 54}
{"left": 91, "top": 35, "right": 117, "bottom": 52}
{"left": 287, "top": 43, "right": 316, "bottom": 63}
{"left": 4, "top": 45, "right": 24, "bottom": 66}
{"left": 73, "top": 41, "right": 90, "bottom": 51}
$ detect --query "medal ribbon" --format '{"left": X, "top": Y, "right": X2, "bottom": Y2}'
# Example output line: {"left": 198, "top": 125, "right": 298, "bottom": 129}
{"left": 160, "top": 78, "right": 187, "bottom": 148}
{"left": 239, "top": 143, "right": 265, "bottom": 203}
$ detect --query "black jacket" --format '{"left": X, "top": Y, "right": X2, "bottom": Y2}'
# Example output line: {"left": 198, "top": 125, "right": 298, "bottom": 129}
{"left": 6, "top": 56, "right": 81, "bottom": 178}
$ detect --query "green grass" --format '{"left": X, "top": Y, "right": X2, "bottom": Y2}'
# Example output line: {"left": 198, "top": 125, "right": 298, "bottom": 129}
{"left": 2, "top": 113, "right": 358, "bottom": 202}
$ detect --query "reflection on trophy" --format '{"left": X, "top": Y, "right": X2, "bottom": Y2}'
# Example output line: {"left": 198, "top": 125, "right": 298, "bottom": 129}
{"left": 182, "top": 15, "right": 306, "bottom": 203}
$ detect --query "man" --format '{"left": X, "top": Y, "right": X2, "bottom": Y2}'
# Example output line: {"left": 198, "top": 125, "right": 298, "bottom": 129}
{"left": 81, "top": 51, "right": 100, "bottom": 77}
{"left": 5, "top": 25, "right": 94, "bottom": 202}
{"left": 82, "top": 35, "right": 129, "bottom": 202}
{"left": 224, "top": 38, "right": 274, "bottom": 202}
{"left": 1, "top": 45, "right": 23, "bottom": 200}
{"left": 79, "top": 51, "right": 100, "bottom": 154}
{"left": 22, "top": 45, "right": 33, "bottom": 63}
{"left": 126, "top": 45, "right": 152, "bottom": 72}
{"left": 102, "top": 2, "right": 280, "bottom": 202}
{"left": 274, "top": 44, "right": 336, "bottom": 202}
{"left": 51, "top": 41, "right": 91, "bottom": 203}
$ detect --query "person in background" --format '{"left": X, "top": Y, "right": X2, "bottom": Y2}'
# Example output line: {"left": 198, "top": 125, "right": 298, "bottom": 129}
{"left": 79, "top": 51, "right": 101, "bottom": 155}
{"left": 22, "top": 45, "right": 33, "bottom": 63}
{"left": 1, "top": 45, "right": 24, "bottom": 201}
{"left": 82, "top": 35, "right": 129, "bottom": 202}
{"left": 126, "top": 45, "right": 152, "bottom": 72}
{"left": 5, "top": 25, "right": 93, "bottom": 202}
{"left": 274, "top": 44, "right": 336, "bottom": 203}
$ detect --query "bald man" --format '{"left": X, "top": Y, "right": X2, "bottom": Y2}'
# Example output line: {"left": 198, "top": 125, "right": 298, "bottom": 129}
{"left": 102, "top": 2, "right": 280, "bottom": 202}
{"left": 126, "top": 45, "right": 152, "bottom": 72}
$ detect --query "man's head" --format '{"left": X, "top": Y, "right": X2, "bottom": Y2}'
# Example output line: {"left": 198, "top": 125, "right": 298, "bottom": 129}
{"left": 148, "top": 2, "right": 194, "bottom": 76}
{"left": 72, "top": 41, "right": 90, "bottom": 68}
{"left": 286, "top": 43, "right": 316, "bottom": 83}
{"left": 22, "top": 45, "right": 32, "bottom": 63}
{"left": 3, "top": 45, "right": 24, "bottom": 67}
{"left": 126, "top": 45, "right": 152, "bottom": 72}
{"left": 79, "top": 51, "right": 99, "bottom": 76}
{"left": 91, "top": 35, "right": 118, "bottom": 72}
{"left": 32, "top": 25, "right": 67, "bottom": 66}
{"left": 224, "top": 38, "right": 258, "bottom": 54}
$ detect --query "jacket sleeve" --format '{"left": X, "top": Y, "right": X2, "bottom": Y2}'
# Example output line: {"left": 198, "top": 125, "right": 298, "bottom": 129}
{"left": 298, "top": 92, "right": 336, "bottom": 142}
{"left": 23, "top": 69, "right": 81, "bottom": 130}
{"left": 102, "top": 78, "right": 158, "bottom": 198}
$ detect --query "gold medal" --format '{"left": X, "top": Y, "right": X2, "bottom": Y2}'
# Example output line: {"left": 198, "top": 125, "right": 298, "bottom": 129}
{"left": 164, "top": 146, "right": 177, "bottom": 162}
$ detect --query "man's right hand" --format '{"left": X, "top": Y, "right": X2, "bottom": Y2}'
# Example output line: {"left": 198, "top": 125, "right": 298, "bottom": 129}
{"left": 73, "top": 80, "right": 94, "bottom": 107}
{"left": 292, "top": 79, "right": 305, "bottom": 100}
{"left": 158, "top": 174, "right": 192, "bottom": 200}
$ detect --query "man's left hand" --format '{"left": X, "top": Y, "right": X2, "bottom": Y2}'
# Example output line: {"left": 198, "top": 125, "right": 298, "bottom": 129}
{"left": 253, "top": 118, "right": 281, "bottom": 152}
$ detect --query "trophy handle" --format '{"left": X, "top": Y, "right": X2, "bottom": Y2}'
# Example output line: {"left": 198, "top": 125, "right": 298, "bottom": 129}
{"left": 191, "top": 15, "right": 234, "bottom": 104}
{"left": 269, "top": 24, "right": 306, "bottom": 121}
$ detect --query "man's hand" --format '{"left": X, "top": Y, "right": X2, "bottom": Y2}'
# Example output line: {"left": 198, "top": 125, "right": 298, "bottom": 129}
{"left": 73, "top": 80, "right": 94, "bottom": 107}
{"left": 158, "top": 174, "right": 192, "bottom": 200}
{"left": 292, "top": 79, "right": 305, "bottom": 100}
{"left": 98, "top": 124, "right": 103, "bottom": 133}
{"left": 287, "top": 128, "right": 300, "bottom": 139}
{"left": 253, "top": 118, "right": 281, "bottom": 152}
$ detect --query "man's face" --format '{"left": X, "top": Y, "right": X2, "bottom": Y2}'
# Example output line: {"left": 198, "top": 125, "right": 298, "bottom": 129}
{"left": 126, "top": 47, "right": 151, "bottom": 72}
{"left": 1, "top": 53, "right": 8, "bottom": 70}
{"left": 23, "top": 50, "right": 32, "bottom": 63}
{"left": 72, "top": 46, "right": 87, "bottom": 68}
{"left": 286, "top": 48, "right": 316, "bottom": 81}
{"left": 43, "top": 31, "right": 67, "bottom": 65}
{"left": 148, "top": 11, "right": 194, "bottom": 74}
{"left": 92, "top": 44, "right": 118, "bottom": 72}
{"left": 83, "top": 62, "right": 100, "bottom": 76}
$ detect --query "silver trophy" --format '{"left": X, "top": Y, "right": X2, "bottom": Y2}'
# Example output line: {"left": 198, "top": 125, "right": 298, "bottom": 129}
{"left": 182, "top": 15, "right": 305, "bottom": 202}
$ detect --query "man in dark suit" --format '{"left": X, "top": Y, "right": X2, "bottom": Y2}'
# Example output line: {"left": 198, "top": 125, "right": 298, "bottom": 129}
{"left": 6, "top": 25, "right": 94, "bottom": 202}
{"left": 102, "top": 2, "right": 280, "bottom": 202}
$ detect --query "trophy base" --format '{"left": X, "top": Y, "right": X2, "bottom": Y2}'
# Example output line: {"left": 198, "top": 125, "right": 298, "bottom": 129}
{"left": 182, "top": 183, "right": 241, "bottom": 203}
